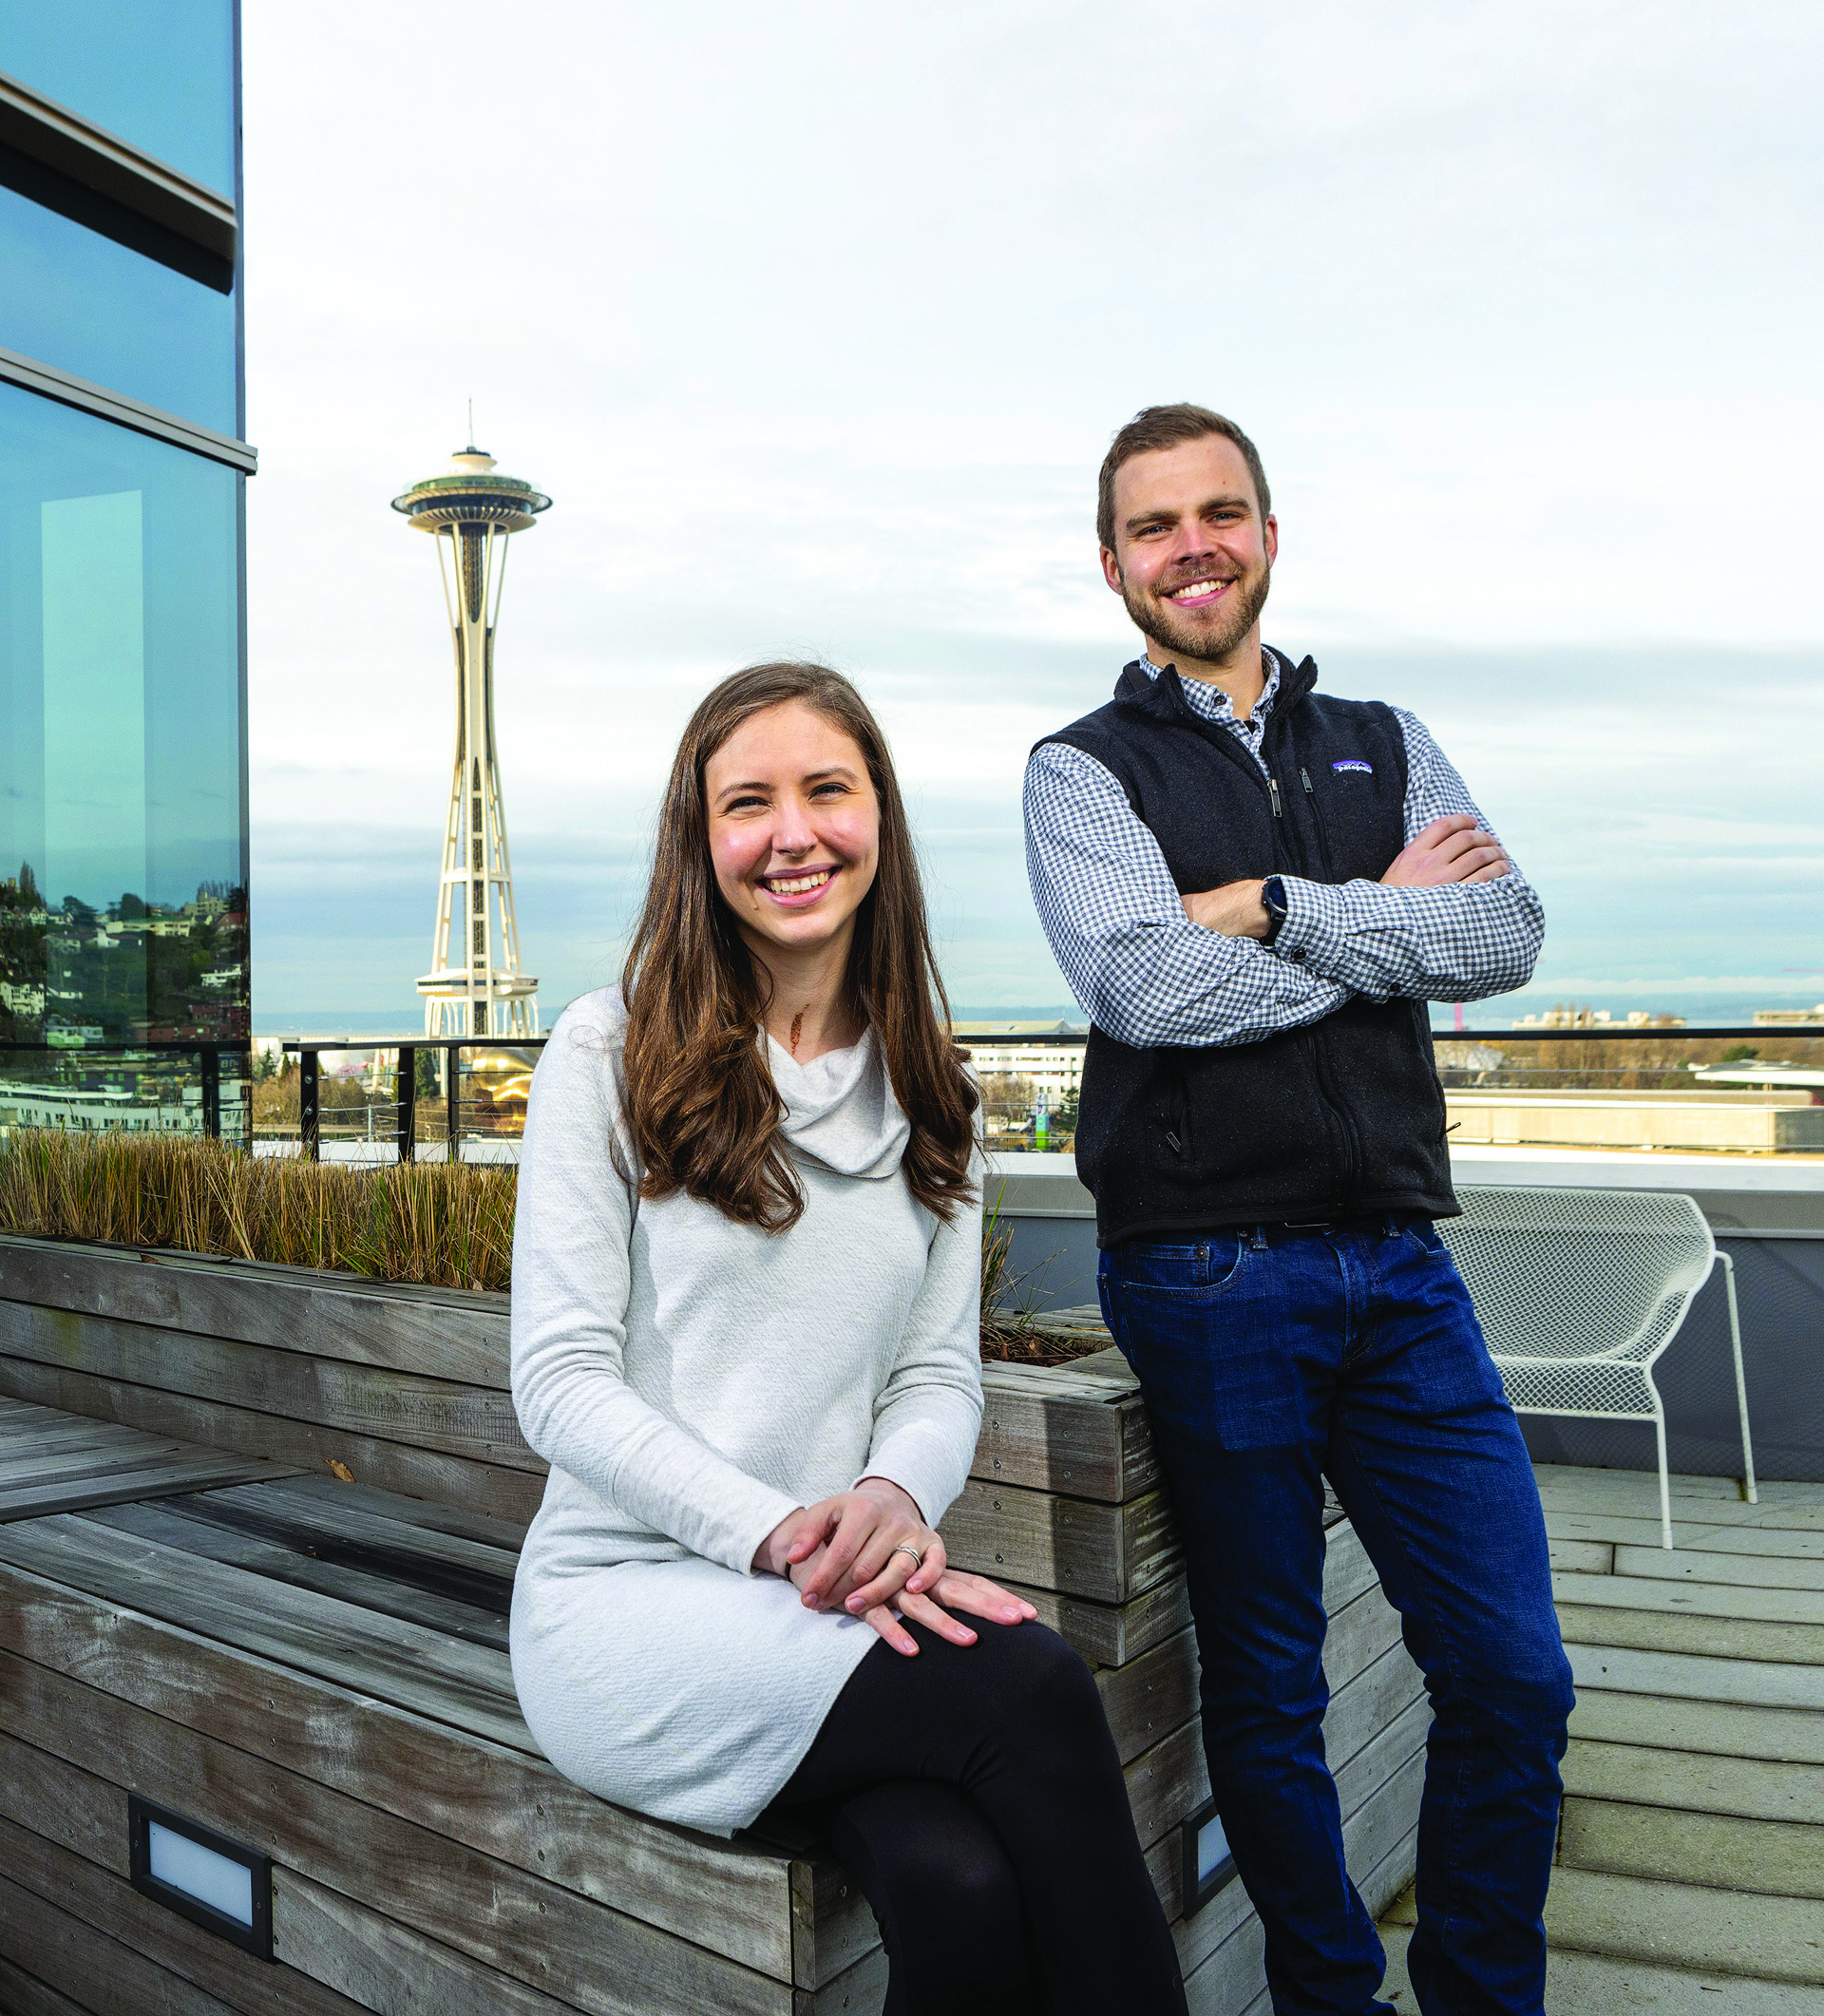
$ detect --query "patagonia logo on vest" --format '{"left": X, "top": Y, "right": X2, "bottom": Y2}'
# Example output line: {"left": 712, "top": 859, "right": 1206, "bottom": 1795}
{"left": 1332, "top": 758, "right": 1374, "bottom": 774}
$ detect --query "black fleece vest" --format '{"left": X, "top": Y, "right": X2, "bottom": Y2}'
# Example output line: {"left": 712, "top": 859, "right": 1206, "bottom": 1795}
{"left": 1041, "top": 653, "right": 1457, "bottom": 1246}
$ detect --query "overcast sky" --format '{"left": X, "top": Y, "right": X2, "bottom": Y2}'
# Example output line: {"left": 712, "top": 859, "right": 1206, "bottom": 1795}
{"left": 241, "top": 3, "right": 1824, "bottom": 1031}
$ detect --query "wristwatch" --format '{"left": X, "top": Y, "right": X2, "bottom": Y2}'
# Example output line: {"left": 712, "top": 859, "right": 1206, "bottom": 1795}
{"left": 1261, "top": 874, "right": 1289, "bottom": 946}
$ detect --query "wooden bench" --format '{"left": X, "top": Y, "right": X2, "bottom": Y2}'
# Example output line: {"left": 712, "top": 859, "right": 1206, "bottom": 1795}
{"left": 0, "top": 1236, "right": 1427, "bottom": 2014}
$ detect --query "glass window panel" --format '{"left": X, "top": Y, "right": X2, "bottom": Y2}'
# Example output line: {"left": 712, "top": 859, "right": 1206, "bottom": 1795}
{"left": 0, "top": 180, "right": 238, "bottom": 433}
{"left": 0, "top": 382, "right": 246, "bottom": 1050}
{"left": 0, "top": 2, "right": 235, "bottom": 199}
{"left": 147, "top": 1820, "right": 255, "bottom": 1926}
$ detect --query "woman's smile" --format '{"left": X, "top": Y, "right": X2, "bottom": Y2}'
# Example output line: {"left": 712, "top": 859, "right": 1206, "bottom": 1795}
{"left": 759, "top": 864, "right": 840, "bottom": 906}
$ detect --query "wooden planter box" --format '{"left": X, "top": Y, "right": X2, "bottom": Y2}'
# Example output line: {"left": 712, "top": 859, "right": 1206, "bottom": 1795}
{"left": 0, "top": 1235, "right": 1425, "bottom": 2015}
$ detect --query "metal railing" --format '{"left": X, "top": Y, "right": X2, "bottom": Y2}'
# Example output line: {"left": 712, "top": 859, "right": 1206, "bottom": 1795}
{"left": 9, "top": 1024, "right": 1817, "bottom": 1161}
{"left": 279, "top": 1038, "right": 547, "bottom": 1162}
{"left": 965, "top": 1025, "right": 1824, "bottom": 1155}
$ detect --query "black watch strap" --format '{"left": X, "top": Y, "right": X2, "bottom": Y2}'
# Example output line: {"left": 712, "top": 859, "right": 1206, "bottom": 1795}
{"left": 1261, "top": 874, "right": 1289, "bottom": 946}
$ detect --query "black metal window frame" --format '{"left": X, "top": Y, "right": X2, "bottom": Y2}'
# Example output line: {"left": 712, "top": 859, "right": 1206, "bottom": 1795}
{"left": 963, "top": 1025, "right": 1785, "bottom": 1051}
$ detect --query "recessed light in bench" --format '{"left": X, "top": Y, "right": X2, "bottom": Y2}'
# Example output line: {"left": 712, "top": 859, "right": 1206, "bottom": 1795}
{"left": 1179, "top": 1797, "right": 1239, "bottom": 1918}
{"left": 127, "top": 1796, "right": 274, "bottom": 1960}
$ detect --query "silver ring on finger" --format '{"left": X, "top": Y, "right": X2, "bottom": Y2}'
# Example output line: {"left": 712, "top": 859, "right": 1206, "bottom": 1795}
{"left": 890, "top": 1543, "right": 923, "bottom": 1570}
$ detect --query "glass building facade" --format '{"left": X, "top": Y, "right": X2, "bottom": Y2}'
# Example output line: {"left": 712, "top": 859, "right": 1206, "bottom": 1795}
{"left": 0, "top": 5, "right": 249, "bottom": 1136}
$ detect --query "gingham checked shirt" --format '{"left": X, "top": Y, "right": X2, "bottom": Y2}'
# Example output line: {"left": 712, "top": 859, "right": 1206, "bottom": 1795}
{"left": 1023, "top": 648, "right": 1543, "bottom": 1049}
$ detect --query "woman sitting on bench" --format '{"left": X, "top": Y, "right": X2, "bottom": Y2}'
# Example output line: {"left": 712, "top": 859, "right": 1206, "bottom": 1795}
{"left": 509, "top": 662, "right": 1187, "bottom": 2015}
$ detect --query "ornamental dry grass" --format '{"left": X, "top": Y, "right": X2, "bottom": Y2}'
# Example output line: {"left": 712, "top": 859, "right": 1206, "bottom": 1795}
{"left": 0, "top": 1130, "right": 514, "bottom": 1290}
{"left": 0, "top": 1130, "right": 1099, "bottom": 1354}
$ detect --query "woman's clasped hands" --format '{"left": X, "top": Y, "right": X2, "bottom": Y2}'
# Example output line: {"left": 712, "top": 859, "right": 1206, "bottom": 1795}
{"left": 754, "top": 1476, "right": 1037, "bottom": 1656}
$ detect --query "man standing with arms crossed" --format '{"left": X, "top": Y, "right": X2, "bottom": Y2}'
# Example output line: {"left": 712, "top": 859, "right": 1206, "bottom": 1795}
{"left": 1024, "top": 404, "right": 1573, "bottom": 2016}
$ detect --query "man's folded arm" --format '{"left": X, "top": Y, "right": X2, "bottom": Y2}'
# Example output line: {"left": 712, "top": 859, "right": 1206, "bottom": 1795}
{"left": 1023, "top": 741, "right": 1351, "bottom": 1049}
{"left": 1271, "top": 709, "right": 1544, "bottom": 1002}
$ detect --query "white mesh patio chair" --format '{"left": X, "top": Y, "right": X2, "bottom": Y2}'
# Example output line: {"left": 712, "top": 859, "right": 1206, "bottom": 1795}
{"left": 1437, "top": 1186, "right": 1757, "bottom": 1550}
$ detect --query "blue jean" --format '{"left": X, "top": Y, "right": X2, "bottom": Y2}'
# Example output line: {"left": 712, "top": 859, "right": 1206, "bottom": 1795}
{"left": 1099, "top": 1218, "right": 1573, "bottom": 2016}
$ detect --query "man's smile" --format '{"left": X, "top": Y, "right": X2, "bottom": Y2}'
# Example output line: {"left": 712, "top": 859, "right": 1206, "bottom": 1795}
{"left": 1163, "top": 575, "right": 1237, "bottom": 607}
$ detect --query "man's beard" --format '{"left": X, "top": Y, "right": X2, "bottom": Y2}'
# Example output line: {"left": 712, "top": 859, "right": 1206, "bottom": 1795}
{"left": 1122, "top": 561, "right": 1271, "bottom": 667}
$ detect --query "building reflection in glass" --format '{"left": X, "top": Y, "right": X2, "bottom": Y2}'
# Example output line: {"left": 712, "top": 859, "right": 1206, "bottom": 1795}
{"left": 0, "top": 387, "right": 248, "bottom": 1056}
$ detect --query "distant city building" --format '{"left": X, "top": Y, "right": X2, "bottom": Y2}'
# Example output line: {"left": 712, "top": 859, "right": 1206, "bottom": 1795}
{"left": 1691, "top": 1062, "right": 1824, "bottom": 1091}
{"left": 1754, "top": 1006, "right": 1824, "bottom": 1027}
{"left": 0, "top": 1075, "right": 204, "bottom": 1134}
{"left": 1513, "top": 1008, "right": 1686, "bottom": 1030}
{"left": 393, "top": 447, "right": 550, "bottom": 1038}
{"left": 0, "top": 19, "right": 250, "bottom": 1131}
{"left": 952, "top": 1019, "right": 1088, "bottom": 1135}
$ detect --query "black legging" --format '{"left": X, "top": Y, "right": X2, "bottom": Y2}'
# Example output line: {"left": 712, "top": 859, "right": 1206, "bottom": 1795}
{"left": 757, "top": 1616, "right": 1188, "bottom": 2016}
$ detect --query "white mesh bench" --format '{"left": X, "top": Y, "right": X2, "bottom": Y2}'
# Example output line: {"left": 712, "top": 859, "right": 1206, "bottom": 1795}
{"left": 1437, "top": 1185, "right": 1758, "bottom": 1549}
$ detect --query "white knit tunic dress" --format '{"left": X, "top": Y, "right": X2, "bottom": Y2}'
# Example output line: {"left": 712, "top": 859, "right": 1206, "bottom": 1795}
{"left": 507, "top": 988, "right": 985, "bottom": 1836}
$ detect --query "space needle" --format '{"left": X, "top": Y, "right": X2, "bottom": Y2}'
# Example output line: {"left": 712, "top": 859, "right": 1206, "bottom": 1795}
{"left": 392, "top": 443, "right": 550, "bottom": 1038}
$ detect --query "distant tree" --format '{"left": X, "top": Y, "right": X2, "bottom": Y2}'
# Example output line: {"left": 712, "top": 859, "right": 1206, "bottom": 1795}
{"left": 1720, "top": 1043, "right": 1760, "bottom": 1063}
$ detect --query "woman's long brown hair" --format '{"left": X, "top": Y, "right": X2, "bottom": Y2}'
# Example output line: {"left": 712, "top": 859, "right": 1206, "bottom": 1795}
{"left": 620, "top": 662, "right": 978, "bottom": 1231}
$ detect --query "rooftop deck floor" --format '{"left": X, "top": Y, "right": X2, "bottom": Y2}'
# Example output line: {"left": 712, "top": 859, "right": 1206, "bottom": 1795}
{"left": 1381, "top": 1464, "right": 1824, "bottom": 2012}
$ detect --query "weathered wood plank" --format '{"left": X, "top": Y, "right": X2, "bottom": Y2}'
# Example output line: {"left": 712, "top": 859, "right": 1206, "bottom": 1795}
{"left": 799, "top": 1943, "right": 890, "bottom": 2016}
{"left": 0, "top": 1878, "right": 255, "bottom": 2016}
{"left": 244, "top": 1470, "right": 530, "bottom": 1550}
{"left": 1344, "top": 1748, "right": 1426, "bottom": 1896}
{"left": 995, "top": 1569, "right": 1192, "bottom": 1667}
{"left": 1322, "top": 1639, "right": 1428, "bottom": 1781}
{"left": 1183, "top": 1912, "right": 1267, "bottom": 2016}
{"left": 0, "top": 1648, "right": 796, "bottom": 2016}
{"left": 272, "top": 1861, "right": 795, "bottom": 2016}
{"left": 0, "top": 1453, "right": 303, "bottom": 1525}
{"left": 1334, "top": 1696, "right": 1430, "bottom": 1817}
{"left": 0, "top": 1413, "right": 171, "bottom": 1462}
{"left": 0, "top": 1434, "right": 205, "bottom": 1485}
{"left": 940, "top": 1475, "right": 1182, "bottom": 1602}
{"left": 1321, "top": 1521, "right": 1383, "bottom": 1618}
{"left": 978, "top": 1506, "right": 1360, "bottom": 1666}
{"left": 1098, "top": 1626, "right": 1201, "bottom": 1764}
{"left": 1126, "top": 1716, "right": 1204, "bottom": 1850}
{"left": 0, "top": 1356, "right": 545, "bottom": 1523}
{"left": 972, "top": 1360, "right": 1159, "bottom": 1501}
{"left": 0, "top": 1513, "right": 527, "bottom": 1749}
{"left": 1357, "top": 1819, "right": 1420, "bottom": 1923}
{"left": 0, "top": 1725, "right": 124, "bottom": 1872}
{"left": 200, "top": 1475, "right": 522, "bottom": 1581}
{"left": 1323, "top": 1582, "right": 1407, "bottom": 1696}
{"left": 0, "top": 1301, "right": 538, "bottom": 1471}
{"left": 0, "top": 1813, "right": 370, "bottom": 2016}
{"left": 0, "top": 1951, "right": 101, "bottom": 2016}
{"left": 793, "top": 1858, "right": 882, "bottom": 1993}
{"left": 0, "top": 1555, "right": 799, "bottom": 1981}
{"left": 84, "top": 1499, "right": 512, "bottom": 1651}
{"left": 0, "top": 1234, "right": 511, "bottom": 1385}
